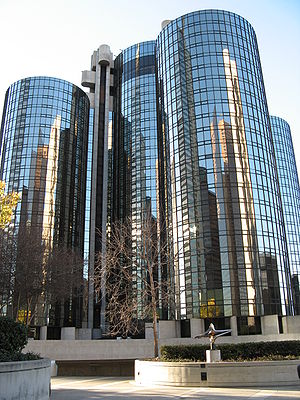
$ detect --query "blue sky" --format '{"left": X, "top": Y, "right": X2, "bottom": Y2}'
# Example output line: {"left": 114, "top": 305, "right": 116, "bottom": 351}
{"left": 0, "top": 0, "right": 299, "bottom": 164}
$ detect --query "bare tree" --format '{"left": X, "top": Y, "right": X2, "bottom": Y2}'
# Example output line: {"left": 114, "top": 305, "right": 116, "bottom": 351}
{"left": 13, "top": 229, "right": 45, "bottom": 325}
{"left": 95, "top": 215, "right": 175, "bottom": 358}
{"left": 45, "top": 246, "right": 85, "bottom": 326}
{"left": 0, "top": 231, "right": 17, "bottom": 314}
{"left": 46, "top": 246, "right": 84, "bottom": 303}
{"left": 0, "top": 225, "right": 85, "bottom": 326}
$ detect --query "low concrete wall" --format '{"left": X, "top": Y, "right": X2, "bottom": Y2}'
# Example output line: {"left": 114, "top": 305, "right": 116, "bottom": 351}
{"left": 0, "top": 358, "right": 51, "bottom": 400}
{"left": 24, "top": 338, "right": 155, "bottom": 361}
{"left": 24, "top": 334, "right": 300, "bottom": 362}
{"left": 135, "top": 359, "right": 300, "bottom": 387}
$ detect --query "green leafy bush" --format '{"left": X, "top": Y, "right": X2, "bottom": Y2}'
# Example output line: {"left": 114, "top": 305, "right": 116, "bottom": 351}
{"left": 0, "top": 316, "right": 28, "bottom": 354}
{"left": 0, "top": 351, "right": 41, "bottom": 362}
{"left": 160, "top": 341, "right": 300, "bottom": 362}
{"left": 0, "top": 316, "right": 41, "bottom": 362}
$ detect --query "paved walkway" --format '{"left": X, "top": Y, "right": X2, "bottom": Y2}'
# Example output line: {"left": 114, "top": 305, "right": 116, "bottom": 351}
{"left": 51, "top": 377, "right": 300, "bottom": 399}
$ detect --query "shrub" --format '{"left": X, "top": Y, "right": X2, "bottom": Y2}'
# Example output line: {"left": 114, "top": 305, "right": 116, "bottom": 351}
{"left": 0, "top": 316, "right": 41, "bottom": 362}
{"left": 161, "top": 344, "right": 208, "bottom": 361}
{"left": 0, "top": 351, "right": 41, "bottom": 362}
{"left": 0, "top": 316, "right": 28, "bottom": 354}
{"left": 160, "top": 341, "right": 300, "bottom": 362}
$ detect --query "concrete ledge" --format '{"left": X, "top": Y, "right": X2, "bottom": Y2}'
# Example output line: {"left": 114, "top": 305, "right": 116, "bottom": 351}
{"left": 0, "top": 358, "right": 51, "bottom": 400}
{"left": 24, "top": 335, "right": 300, "bottom": 361}
{"left": 135, "top": 359, "right": 300, "bottom": 387}
{"left": 24, "top": 338, "right": 155, "bottom": 360}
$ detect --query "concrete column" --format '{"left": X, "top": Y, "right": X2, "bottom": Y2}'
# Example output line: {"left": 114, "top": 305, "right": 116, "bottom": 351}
{"left": 190, "top": 319, "right": 205, "bottom": 338}
{"left": 50, "top": 360, "right": 58, "bottom": 377}
{"left": 61, "top": 327, "right": 75, "bottom": 340}
{"left": 282, "top": 315, "right": 300, "bottom": 334}
{"left": 99, "top": 46, "right": 114, "bottom": 335}
{"left": 76, "top": 328, "right": 92, "bottom": 340}
{"left": 230, "top": 316, "right": 238, "bottom": 337}
{"left": 261, "top": 315, "right": 280, "bottom": 335}
{"left": 145, "top": 322, "right": 154, "bottom": 339}
{"left": 159, "top": 320, "right": 181, "bottom": 338}
{"left": 87, "top": 44, "right": 113, "bottom": 333}
{"left": 40, "top": 326, "right": 47, "bottom": 340}
{"left": 92, "top": 328, "right": 101, "bottom": 339}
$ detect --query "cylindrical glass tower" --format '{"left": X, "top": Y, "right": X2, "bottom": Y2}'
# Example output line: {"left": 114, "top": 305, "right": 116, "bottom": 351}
{"left": 156, "top": 10, "right": 293, "bottom": 321}
{"left": 113, "top": 41, "right": 158, "bottom": 222}
{"left": 270, "top": 116, "right": 300, "bottom": 314}
{"left": 113, "top": 42, "right": 163, "bottom": 317}
{"left": 0, "top": 77, "right": 90, "bottom": 326}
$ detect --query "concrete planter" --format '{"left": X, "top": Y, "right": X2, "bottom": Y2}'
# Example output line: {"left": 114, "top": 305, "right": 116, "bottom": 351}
{"left": 0, "top": 358, "right": 51, "bottom": 400}
{"left": 135, "top": 359, "right": 300, "bottom": 387}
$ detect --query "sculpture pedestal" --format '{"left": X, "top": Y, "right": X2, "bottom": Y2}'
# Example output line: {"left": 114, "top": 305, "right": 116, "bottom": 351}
{"left": 206, "top": 349, "right": 221, "bottom": 363}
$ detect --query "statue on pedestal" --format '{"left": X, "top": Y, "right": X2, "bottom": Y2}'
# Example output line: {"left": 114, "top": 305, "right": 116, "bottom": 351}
{"left": 195, "top": 323, "right": 231, "bottom": 350}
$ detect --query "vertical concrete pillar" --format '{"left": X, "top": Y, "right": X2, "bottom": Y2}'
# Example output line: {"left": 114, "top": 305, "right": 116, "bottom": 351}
{"left": 190, "top": 319, "right": 205, "bottom": 338}
{"left": 230, "top": 316, "right": 238, "bottom": 337}
{"left": 145, "top": 322, "right": 154, "bottom": 339}
{"left": 40, "top": 326, "right": 47, "bottom": 340}
{"left": 83, "top": 44, "right": 113, "bottom": 332}
{"left": 261, "top": 315, "right": 280, "bottom": 335}
{"left": 92, "top": 328, "right": 101, "bottom": 339}
{"left": 159, "top": 320, "right": 181, "bottom": 338}
{"left": 76, "top": 328, "right": 92, "bottom": 340}
{"left": 282, "top": 315, "right": 300, "bottom": 333}
{"left": 61, "top": 327, "right": 76, "bottom": 340}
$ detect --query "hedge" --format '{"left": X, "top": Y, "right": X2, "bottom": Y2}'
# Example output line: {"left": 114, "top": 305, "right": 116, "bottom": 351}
{"left": 160, "top": 341, "right": 300, "bottom": 361}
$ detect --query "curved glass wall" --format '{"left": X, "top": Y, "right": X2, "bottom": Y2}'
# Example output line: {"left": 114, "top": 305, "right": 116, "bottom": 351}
{"left": 0, "top": 77, "right": 89, "bottom": 326}
{"left": 156, "top": 10, "right": 292, "bottom": 319}
{"left": 270, "top": 116, "right": 300, "bottom": 314}
{"left": 113, "top": 42, "right": 165, "bottom": 317}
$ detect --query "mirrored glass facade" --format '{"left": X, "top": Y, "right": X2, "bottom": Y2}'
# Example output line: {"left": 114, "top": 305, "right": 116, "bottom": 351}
{"left": 0, "top": 77, "right": 89, "bottom": 326}
{"left": 156, "top": 10, "right": 292, "bottom": 319}
{"left": 1, "top": 9, "right": 299, "bottom": 333}
{"left": 270, "top": 116, "right": 300, "bottom": 314}
{"left": 113, "top": 42, "right": 163, "bottom": 317}
{"left": 113, "top": 42, "right": 158, "bottom": 221}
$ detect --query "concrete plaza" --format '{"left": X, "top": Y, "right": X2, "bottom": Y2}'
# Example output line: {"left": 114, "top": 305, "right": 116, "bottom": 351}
{"left": 51, "top": 377, "right": 300, "bottom": 399}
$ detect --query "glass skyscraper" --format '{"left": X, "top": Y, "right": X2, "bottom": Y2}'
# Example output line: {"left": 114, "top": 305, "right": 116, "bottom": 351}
{"left": 1, "top": 9, "right": 299, "bottom": 334}
{"left": 0, "top": 77, "right": 89, "bottom": 327}
{"left": 82, "top": 10, "right": 299, "bottom": 333}
{"left": 270, "top": 116, "right": 300, "bottom": 314}
{"left": 156, "top": 10, "right": 292, "bottom": 321}
{"left": 113, "top": 41, "right": 161, "bottom": 319}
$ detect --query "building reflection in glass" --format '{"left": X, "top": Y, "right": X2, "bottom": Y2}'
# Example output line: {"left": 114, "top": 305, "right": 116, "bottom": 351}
{"left": 156, "top": 9, "right": 293, "bottom": 319}
{"left": 113, "top": 42, "right": 165, "bottom": 318}
{"left": 270, "top": 116, "right": 300, "bottom": 314}
{"left": 0, "top": 77, "right": 89, "bottom": 327}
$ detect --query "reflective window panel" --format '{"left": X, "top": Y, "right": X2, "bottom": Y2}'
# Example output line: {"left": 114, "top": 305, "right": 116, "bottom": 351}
{"left": 113, "top": 42, "right": 166, "bottom": 318}
{"left": 270, "top": 116, "right": 300, "bottom": 314}
{"left": 156, "top": 10, "right": 292, "bottom": 319}
{"left": 0, "top": 77, "right": 90, "bottom": 326}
